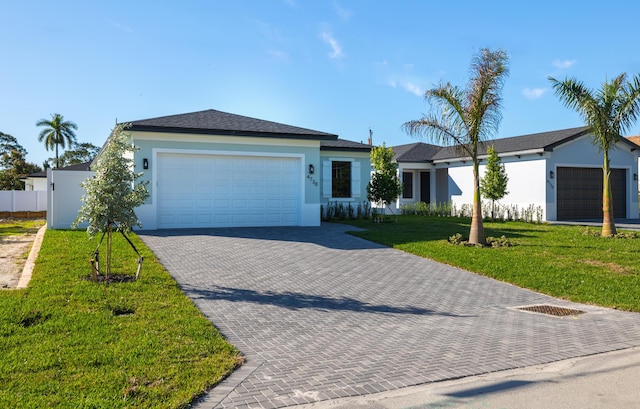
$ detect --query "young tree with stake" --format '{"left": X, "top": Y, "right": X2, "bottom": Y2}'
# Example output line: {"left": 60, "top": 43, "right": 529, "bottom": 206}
{"left": 73, "top": 124, "right": 149, "bottom": 279}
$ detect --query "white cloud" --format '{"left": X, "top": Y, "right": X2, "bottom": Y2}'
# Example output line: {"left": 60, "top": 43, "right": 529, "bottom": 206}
{"left": 387, "top": 79, "right": 397, "bottom": 88}
{"left": 284, "top": 0, "right": 298, "bottom": 7}
{"left": 553, "top": 59, "right": 576, "bottom": 69}
{"left": 332, "top": 1, "right": 353, "bottom": 21}
{"left": 403, "top": 82, "right": 424, "bottom": 97}
{"left": 522, "top": 87, "right": 548, "bottom": 99}
{"left": 321, "top": 31, "right": 344, "bottom": 59}
{"left": 404, "top": 63, "right": 414, "bottom": 69}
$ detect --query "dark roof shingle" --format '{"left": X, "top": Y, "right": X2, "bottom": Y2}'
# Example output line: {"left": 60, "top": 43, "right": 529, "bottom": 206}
{"left": 127, "top": 109, "right": 338, "bottom": 140}
{"left": 432, "top": 126, "right": 590, "bottom": 160}
{"left": 321, "top": 139, "right": 372, "bottom": 151}
{"left": 392, "top": 127, "right": 627, "bottom": 162}
{"left": 393, "top": 142, "right": 442, "bottom": 162}
{"left": 25, "top": 161, "right": 92, "bottom": 178}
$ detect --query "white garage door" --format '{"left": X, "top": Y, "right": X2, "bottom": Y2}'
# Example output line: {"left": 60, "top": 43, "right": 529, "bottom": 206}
{"left": 157, "top": 153, "right": 301, "bottom": 228}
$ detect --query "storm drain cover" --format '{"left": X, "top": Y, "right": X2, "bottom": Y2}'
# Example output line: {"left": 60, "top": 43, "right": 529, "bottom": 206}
{"left": 517, "top": 305, "right": 585, "bottom": 317}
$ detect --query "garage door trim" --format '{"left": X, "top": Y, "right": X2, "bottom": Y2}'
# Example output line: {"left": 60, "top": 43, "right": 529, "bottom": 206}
{"left": 152, "top": 148, "right": 306, "bottom": 228}
{"left": 554, "top": 164, "right": 628, "bottom": 220}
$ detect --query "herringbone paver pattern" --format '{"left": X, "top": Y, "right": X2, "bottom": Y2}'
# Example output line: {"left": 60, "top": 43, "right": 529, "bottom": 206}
{"left": 138, "top": 224, "right": 640, "bottom": 409}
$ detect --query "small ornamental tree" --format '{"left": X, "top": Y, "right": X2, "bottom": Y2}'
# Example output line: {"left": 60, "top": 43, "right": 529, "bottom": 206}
{"left": 366, "top": 143, "right": 403, "bottom": 216}
{"left": 480, "top": 145, "right": 508, "bottom": 220}
{"left": 73, "top": 124, "right": 149, "bottom": 279}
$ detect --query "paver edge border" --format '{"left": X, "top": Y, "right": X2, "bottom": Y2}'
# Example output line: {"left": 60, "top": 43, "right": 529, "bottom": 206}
{"left": 191, "top": 356, "right": 265, "bottom": 408}
{"left": 16, "top": 223, "right": 47, "bottom": 289}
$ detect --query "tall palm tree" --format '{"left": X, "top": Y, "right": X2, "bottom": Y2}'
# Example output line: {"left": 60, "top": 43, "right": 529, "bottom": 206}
{"left": 549, "top": 73, "right": 640, "bottom": 237}
{"left": 403, "top": 48, "right": 509, "bottom": 245}
{"left": 36, "top": 113, "right": 78, "bottom": 169}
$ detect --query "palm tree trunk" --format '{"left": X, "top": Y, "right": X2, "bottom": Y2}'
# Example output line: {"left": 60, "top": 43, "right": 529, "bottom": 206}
{"left": 55, "top": 144, "right": 59, "bottom": 169}
{"left": 469, "top": 161, "right": 486, "bottom": 244}
{"left": 601, "top": 151, "right": 617, "bottom": 237}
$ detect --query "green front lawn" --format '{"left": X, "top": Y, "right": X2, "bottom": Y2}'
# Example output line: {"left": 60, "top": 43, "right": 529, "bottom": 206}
{"left": 0, "top": 229, "right": 240, "bottom": 409}
{"left": 0, "top": 218, "right": 45, "bottom": 237}
{"left": 342, "top": 216, "right": 640, "bottom": 311}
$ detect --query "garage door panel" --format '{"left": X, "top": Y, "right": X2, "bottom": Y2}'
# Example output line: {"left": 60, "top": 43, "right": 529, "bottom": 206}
{"left": 557, "top": 167, "right": 626, "bottom": 220}
{"left": 157, "top": 153, "right": 301, "bottom": 228}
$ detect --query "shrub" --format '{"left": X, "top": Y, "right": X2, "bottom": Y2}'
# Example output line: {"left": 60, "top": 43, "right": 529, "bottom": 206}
{"left": 486, "top": 235, "right": 514, "bottom": 247}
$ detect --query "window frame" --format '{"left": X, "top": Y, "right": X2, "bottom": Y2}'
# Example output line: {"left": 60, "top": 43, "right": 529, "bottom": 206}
{"left": 331, "top": 160, "right": 352, "bottom": 198}
{"left": 402, "top": 171, "right": 413, "bottom": 199}
{"left": 322, "top": 158, "right": 361, "bottom": 200}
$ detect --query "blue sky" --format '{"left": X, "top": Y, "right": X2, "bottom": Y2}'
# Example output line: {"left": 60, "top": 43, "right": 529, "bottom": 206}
{"left": 2, "top": 0, "right": 640, "bottom": 166}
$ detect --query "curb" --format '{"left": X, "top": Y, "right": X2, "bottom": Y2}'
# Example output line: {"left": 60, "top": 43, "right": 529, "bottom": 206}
{"left": 16, "top": 224, "right": 47, "bottom": 289}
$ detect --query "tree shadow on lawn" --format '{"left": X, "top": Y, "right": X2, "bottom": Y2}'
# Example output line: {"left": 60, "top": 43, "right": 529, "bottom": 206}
{"left": 346, "top": 219, "right": 537, "bottom": 246}
{"left": 183, "top": 284, "right": 467, "bottom": 317}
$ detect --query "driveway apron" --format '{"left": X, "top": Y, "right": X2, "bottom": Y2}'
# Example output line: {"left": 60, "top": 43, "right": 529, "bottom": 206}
{"left": 138, "top": 224, "right": 640, "bottom": 409}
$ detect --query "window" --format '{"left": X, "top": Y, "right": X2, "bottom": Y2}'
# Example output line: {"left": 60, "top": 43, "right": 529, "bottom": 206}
{"left": 322, "top": 159, "right": 361, "bottom": 199}
{"left": 332, "top": 161, "right": 351, "bottom": 198}
{"left": 402, "top": 172, "right": 413, "bottom": 199}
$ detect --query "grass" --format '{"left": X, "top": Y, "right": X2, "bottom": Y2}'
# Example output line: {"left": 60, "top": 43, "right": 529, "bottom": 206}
{"left": 0, "top": 218, "right": 45, "bottom": 237}
{"left": 341, "top": 216, "right": 640, "bottom": 312}
{"left": 0, "top": 227, "right": 240, "bottom": 409}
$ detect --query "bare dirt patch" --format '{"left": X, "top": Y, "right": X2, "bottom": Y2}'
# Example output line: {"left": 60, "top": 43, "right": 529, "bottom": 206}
{"left": 0, "top": 233, "right": 36, "bottom": 289}
{"left": 582, "top": 259, "right": 630, "bottom": 275}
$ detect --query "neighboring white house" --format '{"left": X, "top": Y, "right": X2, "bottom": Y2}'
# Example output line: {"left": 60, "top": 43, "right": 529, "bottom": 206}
{"left": 393, "top": 127, "right": 640, "bottom": 221}
{"left": 77, "top": 109, "right": 372, "bottom": 230}
{"left": 21, "top": 162, "right": 92, "bottom": 191}
{"left": 21, "top": 170, "right": 48, "bottom": 191}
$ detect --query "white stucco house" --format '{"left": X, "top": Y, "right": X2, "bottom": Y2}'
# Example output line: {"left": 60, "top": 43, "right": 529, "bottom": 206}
{"left": 22, "top": 162, "right": 92, "bottom": 191}
{"left": 393, "top": 127, "right": 640, "bottom": 221}
{"left": 81, "top": 109, "right": 372, "bottom": 230}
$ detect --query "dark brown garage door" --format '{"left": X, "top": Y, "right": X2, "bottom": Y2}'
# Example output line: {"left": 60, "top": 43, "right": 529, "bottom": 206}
{"left": 557, "top": 167, "right": 626, "bottom": 220}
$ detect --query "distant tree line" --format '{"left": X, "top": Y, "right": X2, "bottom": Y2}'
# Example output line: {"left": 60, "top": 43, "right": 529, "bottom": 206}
{"left": 0, "top": 113, "right": 99, "bottom": 190}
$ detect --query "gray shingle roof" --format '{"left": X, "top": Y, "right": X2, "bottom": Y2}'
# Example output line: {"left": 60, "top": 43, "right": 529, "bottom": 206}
{"left": 432, "top": 126, "right": 590, "bottom": 160}
{"left": 393, "top": 142, "right": 442, "bottom": 162}
{"left": 24, "top": 161, "right": 92, "bottom": 178}
{"left": 127, "top": 109, "right": 338, "bottom": 140}
{"left": 321, "top": 139, "right": 372, "bottom": 151}
{"left": 392, "top": 127, "right": 621, "bottom": 162}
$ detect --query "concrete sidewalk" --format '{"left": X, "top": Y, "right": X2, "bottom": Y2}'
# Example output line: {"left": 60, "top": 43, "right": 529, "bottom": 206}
{"left": 292, "top": 347, "right": 640, "bottom": 409}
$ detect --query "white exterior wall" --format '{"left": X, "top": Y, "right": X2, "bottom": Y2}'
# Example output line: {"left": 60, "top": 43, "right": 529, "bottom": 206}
{"left": 447, "top": 156, "right": 548, "bottom": 219}
{"left": 547, "top": 137, "right": 639, "bottom": 219}
{"left": 23, "top": 177, "right": 48, "bottom": 191}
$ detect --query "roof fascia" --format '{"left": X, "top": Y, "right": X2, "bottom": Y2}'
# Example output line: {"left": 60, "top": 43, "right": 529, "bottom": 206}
{"left": 128, "top": 125, "right": 338, "bottom": 141}
{"left": 433, "top": 148, "right": 546, "bottom": 164}
{"left": 320, "top": 146, "right": 372, "bottom": 152}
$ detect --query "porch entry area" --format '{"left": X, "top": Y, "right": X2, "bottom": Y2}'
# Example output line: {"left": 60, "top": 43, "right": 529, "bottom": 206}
{"left": 402, "top": 171, "right": 431, "bottom": 203}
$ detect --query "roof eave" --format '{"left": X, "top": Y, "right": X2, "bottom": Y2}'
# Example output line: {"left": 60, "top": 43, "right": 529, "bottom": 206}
{"left": 433, "top": 148, "right": 547, "bottom": 163}
{"left": 396, "top": 159, "right": 434, "bottom": 163}
{"left": 320, "top": 146, "right": 372, "bottom": 152}
{"left": 128, "top": 124, "right": 338, "bottom": 141}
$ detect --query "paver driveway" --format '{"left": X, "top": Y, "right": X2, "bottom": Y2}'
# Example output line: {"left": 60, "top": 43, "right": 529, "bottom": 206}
{"left": 138, "top": 223, "right": 640, "bottom": 409}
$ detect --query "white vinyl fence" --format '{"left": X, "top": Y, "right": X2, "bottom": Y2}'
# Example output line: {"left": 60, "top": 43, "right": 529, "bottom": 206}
{"left": 0, "top": 190, "right": 47, "bottom": 212}
{"left": 47, "top": 168, "right": 95, "bottom": 229}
